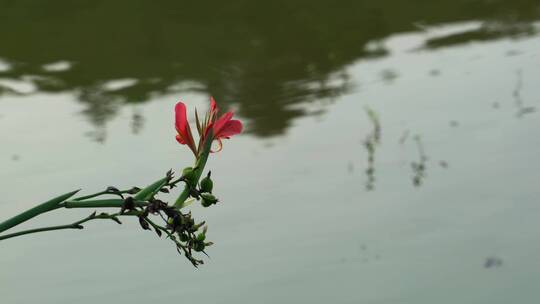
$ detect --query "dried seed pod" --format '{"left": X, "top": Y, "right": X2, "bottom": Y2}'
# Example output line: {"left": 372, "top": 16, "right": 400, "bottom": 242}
{"left": 138, "top": 216, "right": 150, "bottom": 230}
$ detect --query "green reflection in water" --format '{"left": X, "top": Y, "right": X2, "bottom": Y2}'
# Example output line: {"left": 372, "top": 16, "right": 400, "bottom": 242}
{"left": 0, "top": 0, "right": 538, "bottom": 139}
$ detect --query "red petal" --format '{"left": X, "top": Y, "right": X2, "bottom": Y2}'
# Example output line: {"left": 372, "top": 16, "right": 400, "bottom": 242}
{"left": 210, "top": 97, "right": 218, "bottom": 113}
{"left": 215, "top": 120, "right": 243, "bottom": 139}
{"left": 176, "top": 134, "right": 185, "bottom": 144}
{"left": 213, "top": 112, "right": 233, "bottom": 136}
{"left": 175, "top": 102, "right": 188, "bottom": 133}
{"left": 174, "top": 101, "right": 197, "bottom": 155}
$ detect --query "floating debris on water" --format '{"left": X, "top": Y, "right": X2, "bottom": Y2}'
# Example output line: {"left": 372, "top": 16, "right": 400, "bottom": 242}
{"left": 380, "top": 69, "right": 399, "bottom": 83}
{"left": 484, "top": 256, "right": 503, "bottom": 269}
{"left": 516, "top": 106, "right": 536, "bottom": 117}
{"left": 399, "top": 130, "right": 410, "bottom": 145}
{"left": 439, "top": 160, "right": 448, "bottom": 168}
{"left": 429, "top": 69, "right": 441, "bottom": 76}
{"left": 347, "top": 161, "right": 354, "bottom": 174}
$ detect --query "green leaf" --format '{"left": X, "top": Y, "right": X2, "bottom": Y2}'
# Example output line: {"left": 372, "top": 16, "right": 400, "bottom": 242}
{"left": 47, "top": 189, "right": 82, "bottom": 207}
{"left": 195, "top": 108, "right": 202, "bottom": 136}
{"left": 134, "top": 177, "right": 169, "bottom": 201}
{"left": 0, "top": 189, "right": 80, "bottom": 233}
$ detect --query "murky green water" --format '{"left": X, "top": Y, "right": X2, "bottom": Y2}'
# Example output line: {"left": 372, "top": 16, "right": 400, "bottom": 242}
{"left": 1, "top": 1, "right": 540, "bottom": 303}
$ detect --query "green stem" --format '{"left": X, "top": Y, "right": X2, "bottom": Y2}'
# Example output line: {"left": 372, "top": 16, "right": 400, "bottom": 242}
{"left": 175, "top": 150, "right": 209, "bottom": 207}
{"left": 63, "top": 199, "right": 147, "bottom": 209}
{"left": 174, "top": 131, "right": 213, "bottom": 208}
{"left": 0, "top": 222, "right": 84, "bottom": 241}
{"left": 0, "top": 211, "right": 141, "bottom": 241}
{"left": 72, "top": 189, "right": 131, "bottom": 201}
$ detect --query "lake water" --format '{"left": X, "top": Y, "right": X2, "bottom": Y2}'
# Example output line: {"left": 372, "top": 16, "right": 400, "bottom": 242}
{"left": 1, "top": 1, "right": 540, "bottom": 303}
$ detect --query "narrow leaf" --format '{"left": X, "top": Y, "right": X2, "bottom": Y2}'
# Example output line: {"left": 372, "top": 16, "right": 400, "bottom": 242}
{"left": 134, "top": 177, "right": 169, "bottom": 201}
{"left": 195, "top": 108, "right": 202, "bottom": 136}
{"left": 0, "top": 189, "right": 80, "bottom": 233}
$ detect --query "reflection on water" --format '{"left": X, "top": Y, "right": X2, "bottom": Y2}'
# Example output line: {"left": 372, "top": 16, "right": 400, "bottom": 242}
{"left": 0, "top": 0, "right": 539, "bottom": 140}
{"left": 363, "top": 107, "right": 381, "bottom": 191}
{"left": 513, "top": 69, "right": 537, "bottom": 117}
{"left": 423, "top": 22, "right": 537, "bottom": 50}
{"left": 410, "top": 135, "right": 428, "bottom": 187}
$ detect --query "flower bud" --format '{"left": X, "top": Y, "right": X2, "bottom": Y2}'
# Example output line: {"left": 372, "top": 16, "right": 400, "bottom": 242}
{"left": 200, "top": 171, "right": 213, "bottom": 193}
{"left": 179, "top": 233, "right": 189, "bottom": 242}
{"left": 193, "top": 241, "right": 205, "bottom": 252}
{"left": 201, "top": 192, "right": 218, "bottom": 206}
{"left": 201, "top": 199, "right": 213, "bottom": 207}
{"left": 181, "top": 167, "right": 196, "bottom": 183}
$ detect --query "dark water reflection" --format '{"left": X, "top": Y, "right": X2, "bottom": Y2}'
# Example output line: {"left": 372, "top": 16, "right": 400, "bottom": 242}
{"left": 0, "top": 0, "right": 539, "bottom": 139}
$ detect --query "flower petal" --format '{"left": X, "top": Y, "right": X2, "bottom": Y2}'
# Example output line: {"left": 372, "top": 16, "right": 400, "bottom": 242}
{"left": 174, "top": 101, "right": 197, "bottom": 155}
{"left": 176, "top": 134, "right": 186, "bottom": 144}
{"left": 210, "top": 96, "right": 218, "bottom": 113}
{"left": 213, "top": 112, "right": 233, "bottom": 136}
{"left": 215, "top": 119, "right": 243, "bottom": 139}
{"left": 175, "top": 102, "right": 188, "bottom": 133}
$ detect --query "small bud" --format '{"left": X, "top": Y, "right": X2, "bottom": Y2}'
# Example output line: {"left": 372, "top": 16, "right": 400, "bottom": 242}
{"left": 197, "top": 227, "right": 207, "bottom": 241}
{"left": 201, "top": 192, "right": 218, "bottom": 206}
{"left": 200, "top": 171, "right": 213, "bottom": 193}
{"left": 106, "top": 186, "right": 121, "bottom": 193}
{"left": 201, "top": 199, "right": 213, "bottom": 207}
{"left": 192, "top": 221, "right": 206, "bottom": 231}
{"left": 181, "top": 167, "right": 196, "bottom": 183}
{"left": 193, "top": 241, "right": 205, "bottom": 252}
{"left": 179, "top": 233, "right": 189, "bottom": 242}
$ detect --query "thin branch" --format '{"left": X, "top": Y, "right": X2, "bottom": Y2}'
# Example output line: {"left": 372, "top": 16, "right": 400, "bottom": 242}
{"left": 0, "top": 222, "right": 84, "bottom": 241}
{"left": 72, "top": 188, "right": 132, "bottom": 201}
{"left": 0, "top": 211, "right": 140, "bottom": 241}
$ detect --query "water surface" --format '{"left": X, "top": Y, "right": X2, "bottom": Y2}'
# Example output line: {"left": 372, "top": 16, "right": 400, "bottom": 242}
{"left": 1, "top": 1, "right": 540, "bottom": 303}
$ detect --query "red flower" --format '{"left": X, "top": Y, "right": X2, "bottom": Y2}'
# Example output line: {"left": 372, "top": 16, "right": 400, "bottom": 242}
{"left": 175, "top": 97, "right": 243, "bottom": 156}
{"left": 204, "top": 97, "right": 243, "bottom": 151}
